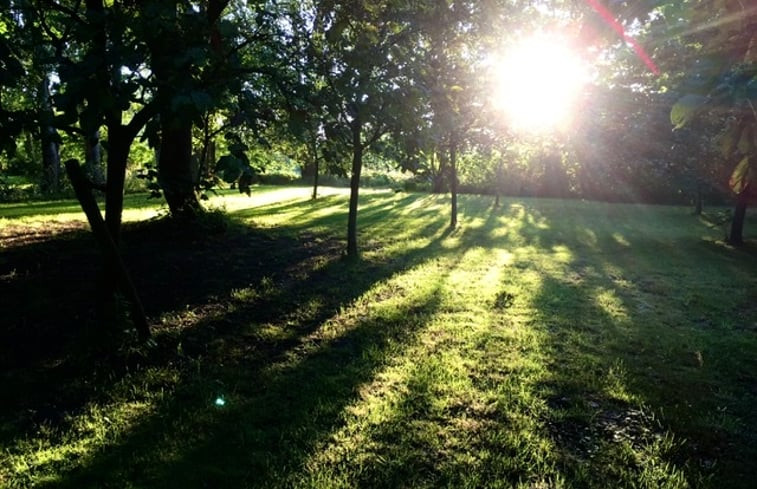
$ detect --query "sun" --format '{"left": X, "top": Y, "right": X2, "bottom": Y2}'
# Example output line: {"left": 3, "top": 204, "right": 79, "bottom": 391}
{"left": 491, "top": 35, "right": 588, "bottom": 132}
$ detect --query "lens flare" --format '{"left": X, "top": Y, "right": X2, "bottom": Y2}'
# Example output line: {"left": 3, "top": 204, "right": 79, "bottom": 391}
{"left": 491, "top": 35, "right": 589, "bottom": 132}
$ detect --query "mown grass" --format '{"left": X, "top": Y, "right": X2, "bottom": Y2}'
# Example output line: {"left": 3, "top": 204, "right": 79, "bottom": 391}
{"left": 1, "top": 188, "right": 757, "bottom": 488}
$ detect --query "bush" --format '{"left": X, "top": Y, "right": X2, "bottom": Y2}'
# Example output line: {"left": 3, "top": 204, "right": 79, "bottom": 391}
{"left": 257, "top": 172, "right": 299, "bottom": 185}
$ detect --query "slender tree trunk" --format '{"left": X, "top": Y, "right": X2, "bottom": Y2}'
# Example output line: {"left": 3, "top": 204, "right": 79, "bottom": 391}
{"left": 197, "top": 117, "right": 211, "bottom": 183}
{"left": 84, "top": 128, "right": 104, "bottom": 185}
{"left": 449, "top": 139, "right": 458, "bottom": 229}
{"left": 65, "top": 159, "right": 150, "bottom": 340}
{"left": 158, "top": 119, "right": 201, "bottom": 218}
{"left": 207, "top": 140, "right": 216, "bottom": 178}
{"left": 101, "top": 128, "right": 131, "bottom": 323}
{"left": 104, "top": 128, "right": 130, "bottom": 244}
{"left": 347, "top": 121, "right": 363, "bottom": 258}
{"left": 311, "top": 135, "right": 320, "bottom": 200}
{"left": 312, "top": 159, "right": 320, "bottom": 200}
{"left": 728, "top": 189, "right": 749, "bottom": 245}
{"left": 693, "top": 180, "right": 703, "bottom": 215}
{"left": 39, "top": 76, "right": 60, "bottom": 194}
{"left": 494, "top": 159, "right": 504, "bottom": 208}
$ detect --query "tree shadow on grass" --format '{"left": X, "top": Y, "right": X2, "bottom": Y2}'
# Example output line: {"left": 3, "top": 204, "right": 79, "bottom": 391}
{"left": 505, "top": 204, "right": 757, "bottom": 488}
{"left": 1, "top": 212, "right": 386, "bottom": 451}
{"left": 39, "top": 286, "right": 446, "bottom": 488}
{"left": 31, "top": 229, "right": 475, "bottom": 488}
{"left": 0, "top": 221, "right": 313, "bottom": 389}
{"left": 9, "top": 195, "right": 754, "bottom": 487}
{"left": 1, "top": 191, "right": 457, "bottom": 452}
{"left": 231, "top": 192, "right": 437, "bottom": 238}
{"left": 12, "top": 194, "right": 506, "bottom": 488}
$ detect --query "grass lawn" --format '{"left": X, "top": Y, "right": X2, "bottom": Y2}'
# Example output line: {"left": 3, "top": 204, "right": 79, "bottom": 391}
{"left": 1, "top": 187, "right": 756, "bottom": 488}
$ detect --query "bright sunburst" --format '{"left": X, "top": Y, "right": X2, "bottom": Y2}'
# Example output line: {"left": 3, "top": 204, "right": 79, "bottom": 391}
{"left": 491, "top": 35, "right": 588, "bottom": 132}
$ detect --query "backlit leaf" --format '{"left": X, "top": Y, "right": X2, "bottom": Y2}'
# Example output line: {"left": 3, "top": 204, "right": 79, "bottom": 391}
{"left": 729, "top": 156, "right": 753, "bottom": 194}
{"left": 670, "top": 94, "right": 708, "bottom": 129}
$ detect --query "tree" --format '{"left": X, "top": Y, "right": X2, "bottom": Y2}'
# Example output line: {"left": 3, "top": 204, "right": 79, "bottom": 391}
{"left": 1, "top": 3, "right": 63, "bottom": 194}
{"left": 302, "top": 0, "right": 422, "bottom": 257}
{"left": 139, "top": 0, "right": 233, "bottom": 218}
{"left": 668, "top": 0, "right": 757, "bottom": 244}
{"left": 413, "top": 0, "right": 512, "bottom": 228}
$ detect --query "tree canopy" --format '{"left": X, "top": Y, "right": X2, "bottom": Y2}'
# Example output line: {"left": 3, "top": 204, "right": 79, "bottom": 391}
{"left": 1, "top": 0, "right": 754, "bottom": 256}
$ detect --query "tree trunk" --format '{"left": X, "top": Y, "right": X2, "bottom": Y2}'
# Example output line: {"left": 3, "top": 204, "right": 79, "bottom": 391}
{"left": 312, "top": 158, "right": 320, "bottom": 200}
{"left": 728, "top": 189, "right": 749, "bottom": 245}
{"left": 84, "top": 128, "right": 105, "bottom": 185}
{"left": 39, "top": 77, "right": 60, "bottom": 194}
{"left": 494, "top": 159, "right": 504, "bottom": 208}
{"left": 158, "top": 120, "right": 201, "bottom": 218}
{"left": 207, "top": 140, "right": 216, "bottom": 179}
{"left": 693, "top": 180, "right": 703, "bottom": 215}
{"left": 347, "top": 121, "right": 363, "bottom": 258}
{"left": 145, "top": 1, "right": 202, "bottom": 219}
{"left": 197, "top": 119, "right": 211, "bottom": 183}
{"left": 449, "top": 139, "right": 458, "bottom": 229}
{"left": 311, "top": 135, "right": 320, "bottom": 200}
{"left": 431, "top": 150, "right": 447, "bottom": 194}
{"left": 104, "top": 129, "right": 130, "bottom": 244}
{"left": 100, "top": 132, "right": 129, "bottom": 328}
{"left": 65, "top": 159, "right": 150, "bottom": 341}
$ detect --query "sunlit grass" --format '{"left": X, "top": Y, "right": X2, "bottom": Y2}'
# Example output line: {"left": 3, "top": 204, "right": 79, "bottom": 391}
{"left": 1, "top": 190, "right": 756, "bottom": 488}
{"left": 0, "top": 186, "right": 355, "bottom": 228}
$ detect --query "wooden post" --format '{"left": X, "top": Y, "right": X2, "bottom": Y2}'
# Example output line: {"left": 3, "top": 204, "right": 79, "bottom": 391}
{"left": 65, "top": 159, "right": 151, "bottom": 340}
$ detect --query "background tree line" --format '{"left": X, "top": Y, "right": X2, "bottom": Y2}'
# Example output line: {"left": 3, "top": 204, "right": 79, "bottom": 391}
{"left": 1, "top": 0, "right": 755, "bottom": 251}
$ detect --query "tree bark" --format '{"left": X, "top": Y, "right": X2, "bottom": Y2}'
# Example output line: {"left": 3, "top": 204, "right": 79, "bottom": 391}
{"left": 158, "top": 119, "right": 201, "bottom": 218}
{"left": 66, "top": 159, "right": 150, "bottom": 341}
{"left": 728, "top": 189, "right": 749, "bottom": 245}
{"left": 104, "top": 128, "right": 130, "bottom": 243}
{"left": 347, "top": 121, "right": 363, "bottom": 258}
{"left": 39, "top": 76, "right": 60, "bottom": 194}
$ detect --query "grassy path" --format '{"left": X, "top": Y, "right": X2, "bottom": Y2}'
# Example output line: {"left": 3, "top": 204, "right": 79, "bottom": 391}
{"left": 1, "top": 189, "right": 756, "bottom": 488}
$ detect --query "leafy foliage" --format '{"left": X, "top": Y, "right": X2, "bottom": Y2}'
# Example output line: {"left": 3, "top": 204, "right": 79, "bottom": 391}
{"left": 666, "top": 0, "right": 757, "bottom": 195}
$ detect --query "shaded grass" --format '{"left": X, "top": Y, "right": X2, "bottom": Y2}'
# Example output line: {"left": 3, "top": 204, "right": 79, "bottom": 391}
{"left": 1, "top": 188, "right": 756, "bottom": 488}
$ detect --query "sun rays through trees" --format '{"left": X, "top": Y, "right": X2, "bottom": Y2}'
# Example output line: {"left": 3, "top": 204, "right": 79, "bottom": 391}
{"left": 2, "top": 0, "right": 757, "bottom": 487}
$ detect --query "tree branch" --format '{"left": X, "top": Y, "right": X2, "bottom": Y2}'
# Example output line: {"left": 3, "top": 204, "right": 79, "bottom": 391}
{"left": 125, "top": 101, "right": 159, "bottom": 141}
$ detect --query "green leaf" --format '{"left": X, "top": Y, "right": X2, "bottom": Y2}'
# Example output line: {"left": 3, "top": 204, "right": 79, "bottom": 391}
{"left": 670, "top": 94, "right": 709, "bottom": 129}
{"left": 729, "top": 156, "right": 753, "bottom": 194}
